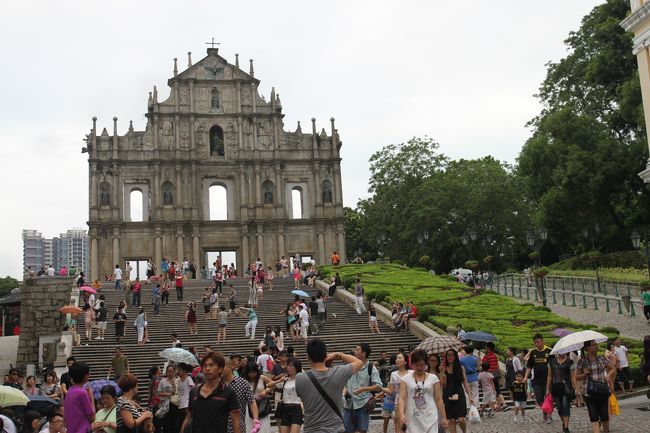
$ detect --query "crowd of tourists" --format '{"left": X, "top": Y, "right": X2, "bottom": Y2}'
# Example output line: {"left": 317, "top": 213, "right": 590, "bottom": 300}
{"left": 5, "top": 253, "right": 650, "bottom": 433}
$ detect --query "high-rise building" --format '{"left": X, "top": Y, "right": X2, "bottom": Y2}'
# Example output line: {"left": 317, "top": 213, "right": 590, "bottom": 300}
{"left": 22, "top": 228, "right": 90, "bottom": 275}
{"left": 22, "top": 230, "right": 45, "bottom": 272}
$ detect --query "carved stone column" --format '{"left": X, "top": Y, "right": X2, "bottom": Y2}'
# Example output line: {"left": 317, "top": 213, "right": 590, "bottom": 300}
{"left": 241, "top": 234, "right": 249, "bottom": 266}
{"left": 192, "top": 229, "right": 200, "bottom": 271}
{"left": 90, "top": 235, "right": 99, "bottom": 281}
{"left": 317, "top": 232, "right": 325, "bottom": 265}
{"left": 337, "top": 231, "right": 346, "bottom": 263}
{"left": 176, "top": 231, "right": 184, "bottom": 262}
{"left": 154, "top": 229, "right": 162, "bottom": 272}
{"left": 112, "top": 229, "right": 121, "bottom": 268}
{"left": 256, "top": 224, "right": 264, "bottom": 263}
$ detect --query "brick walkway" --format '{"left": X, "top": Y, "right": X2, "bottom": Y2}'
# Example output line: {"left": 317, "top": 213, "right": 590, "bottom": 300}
{"left": 366, "top": 395, "right": 650, "bottom": 432}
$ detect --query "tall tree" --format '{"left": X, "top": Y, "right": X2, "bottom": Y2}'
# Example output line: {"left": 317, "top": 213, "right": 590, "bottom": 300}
{"left": 517, "top": 0, "right": 650, "bottom": 254}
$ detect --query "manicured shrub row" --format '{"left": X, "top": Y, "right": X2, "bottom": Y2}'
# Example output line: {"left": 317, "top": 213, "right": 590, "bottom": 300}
{"left": 319, "top": 264, "right": 643, "bottom": 368}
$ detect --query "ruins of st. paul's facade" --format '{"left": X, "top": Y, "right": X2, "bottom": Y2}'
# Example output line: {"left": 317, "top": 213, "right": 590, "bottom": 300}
{"left": 84, "top": 47, "right": 345, "bottom": 280}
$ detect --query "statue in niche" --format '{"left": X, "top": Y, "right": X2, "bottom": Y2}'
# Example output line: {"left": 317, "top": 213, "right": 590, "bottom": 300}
{"left": 263, "top": 186, "right": 273, "bottom": 204}
{"left": 210, "top": 126, "right": 225, "bottom": 156}
{"left": 163, "top": 184, "right": 173, "bottom": 205}
{"left": 322, "top": 183, "right": 333, "bottom": 204}
{"left": 257, "top": 121, "right": 272, "bottom": 147}
{"left": 100, "top": 183, "right": 110, "bottom": 206}
{"left": 211, "top": 88, "right": 220, "bottom": 110}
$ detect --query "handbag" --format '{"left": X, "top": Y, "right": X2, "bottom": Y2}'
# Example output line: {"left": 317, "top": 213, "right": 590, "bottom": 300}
{"left": 155, "top": 397, "right": 170, "bottom": 419}
{"left": 562, "top": 380, "right": 576, "bottom": 401}
{"left": 541, "top": 394, "right": 554, "bottom": 414}
{"left": 274, "top": 379, "right": 286, "bottom": 419}
{"left": 249, "top": 396, "right": 272, "bottom": 418}
{"left": 306, "top": 370, "right": 343, "bottom": 420}
{"left": 362, "top": 363, "right": 378, "bottom": 412}
{"left": 584, "top": 357, "right": 610, "bottom": 398}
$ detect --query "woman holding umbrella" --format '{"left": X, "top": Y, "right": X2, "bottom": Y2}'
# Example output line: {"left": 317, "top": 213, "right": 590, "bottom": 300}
{"left": 156, "top": 366, "right": 177, "bottom": 433}
{"left": 576, "top": 340, "right": 616, "bottom": 433}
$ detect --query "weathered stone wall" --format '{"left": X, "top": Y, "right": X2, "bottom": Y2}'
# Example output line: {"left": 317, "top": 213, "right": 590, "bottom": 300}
{"left": 16, "top": 277, "right": 74, "bottom": 367}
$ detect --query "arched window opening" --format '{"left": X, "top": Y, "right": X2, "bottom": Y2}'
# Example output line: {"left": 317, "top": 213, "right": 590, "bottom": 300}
{"left": 322, "top": 180, "right": 333, "bottom": 204}
{"left": 291, "top": 187, "right": 303, "bottom": 219}
{"left": 129, "top": 189, "right": 144, "bottom": 222}
{"left": 209, "top": 184, "right": 228, "bottom": 220}
{"left": 162, "top": 181, "right": 174, "bottom": 206}
{"left": 262, "top": 180, "right": 274, "bottom": 204}
{"left": 210, "top": 125, "right": 225, "bottom": 156}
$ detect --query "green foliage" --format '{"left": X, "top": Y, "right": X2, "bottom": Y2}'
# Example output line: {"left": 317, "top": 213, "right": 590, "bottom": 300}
{"left": 548, "top": 268, "right": 649, "bottom": 283}
{"left": 418, "top": 256, "right": 430, "bottom": 267}
{"left": 550, "top": 250, "right": 647, "bottom": 271}
{"left": 598, "top": 326, "right": 620, "bottom": 335}
{"left": 533, "top": 267, "right": 549, "bottom": 278}
{"left": 322, "top": 264, "right": 644, "bottom": 367}
{"left": 517, "top": 0, "right": 650, "bottom": 254}
{"left": 640, "top": 280, "right": 650, "bottom": 289}
{"left": 392, "top": 259, "right": 405, "bottom": 266}
{"left": 465, "top": 260, "right": 479, "bottom": 270}
{"left": 0, "top": 276, "right": 20, "bottom": 297}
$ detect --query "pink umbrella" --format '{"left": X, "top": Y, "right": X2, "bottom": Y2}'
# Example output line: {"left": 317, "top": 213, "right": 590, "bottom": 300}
{"left": 79, "top": 286, "right": 97, "bottom": 294}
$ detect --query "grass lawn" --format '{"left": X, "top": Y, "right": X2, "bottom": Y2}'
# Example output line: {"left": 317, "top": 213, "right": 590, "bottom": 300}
{"left": 319, "top": 264, "right": 644, "bottom": 369}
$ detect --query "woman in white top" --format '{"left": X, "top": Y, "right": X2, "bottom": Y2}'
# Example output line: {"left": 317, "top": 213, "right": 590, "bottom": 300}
{"left": 243, "top": 361, "right": 273, "bottom": 433}
{"left": 266, "top": 358, "right": 303, "bottom": 433}
{"left": 398, "top": 349, "right": 447, "bottom": 433}
{"left": 384, "top": 353, "right": 410, "bottom": 433}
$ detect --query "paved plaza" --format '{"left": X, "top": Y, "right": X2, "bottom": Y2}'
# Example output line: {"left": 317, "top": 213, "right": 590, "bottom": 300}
{"left": 367, "top": 394, "right": 650, "bottom": 432}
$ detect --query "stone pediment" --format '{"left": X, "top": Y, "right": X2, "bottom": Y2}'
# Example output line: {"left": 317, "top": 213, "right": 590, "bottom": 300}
{"left": 175, "top": 50, "right": 256, "bottom": 83}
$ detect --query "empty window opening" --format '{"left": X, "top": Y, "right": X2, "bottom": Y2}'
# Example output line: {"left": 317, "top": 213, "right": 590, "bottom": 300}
{"left": 130, "top": 190, "right": 144, "bottom": 222}
{"left": 209, "top": 185, "right": 228, "bottom": 220}
{"left": 291, "top": 187, "right": 303, "bottom": 219}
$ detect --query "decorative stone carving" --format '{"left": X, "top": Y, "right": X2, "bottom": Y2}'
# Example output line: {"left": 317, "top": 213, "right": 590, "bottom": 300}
{"left": 162, "top": 121, "right": 173, "bottom": 149}
{"left": 257, "top": 120, "right": 272, "bottom": 148}
{"left": 264, "top": 186, "right": 273, "bottom": 204}
{"left": 100, "top": 182, "right": 110, "bottom": 206}
{"left": 322, "top": 181, "right": 333, "bottom": 203}
{"left": 211, "top": 88, "right": 220, "bottom": 111}
{"left": 163, "top": 182, "right": 174, "bottom": 205}
{"left": 179, "top": 87, "right": 189, "bottom": 105}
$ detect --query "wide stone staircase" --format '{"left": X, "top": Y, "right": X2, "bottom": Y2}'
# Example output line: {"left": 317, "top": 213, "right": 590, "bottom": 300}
{"left": 72, "top": 275, "right": 420, "bottom": 411}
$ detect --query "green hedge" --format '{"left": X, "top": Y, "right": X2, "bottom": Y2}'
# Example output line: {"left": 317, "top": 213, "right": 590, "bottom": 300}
{"left": 319, "top": 264, "right": 644, "bottom": 370}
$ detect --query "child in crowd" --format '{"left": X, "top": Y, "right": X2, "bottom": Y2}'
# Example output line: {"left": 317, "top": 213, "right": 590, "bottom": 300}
{"left": 509, "top": 370, "right": 527, "bottom": 423}
{"left": 478, "top": 362, "right": 497, "bottom": 417}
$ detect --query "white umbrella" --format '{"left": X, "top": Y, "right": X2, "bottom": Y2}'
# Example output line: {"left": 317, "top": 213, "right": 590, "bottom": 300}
{"left": 158, "top": 348, "right": 200, "bottom": 366}
{"left": 550, "top": 330, "right": 608, "bottom": 355}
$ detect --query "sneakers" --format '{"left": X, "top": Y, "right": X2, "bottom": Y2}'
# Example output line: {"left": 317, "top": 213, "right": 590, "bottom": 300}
{"left": 94, "top": 336, "right": 101, "bottom": 340}
{"left": 513, "top": 415, "right": 518, "bottom": 422}
{"left": 545, "top": 414, "right": 552, "bottom": 424}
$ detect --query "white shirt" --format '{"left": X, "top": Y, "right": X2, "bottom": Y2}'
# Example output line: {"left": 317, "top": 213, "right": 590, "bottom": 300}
{"left": 257, "top": 354, "right": 274, "bottom": 373}
{"left": 114, "top": 268, "right": 123, "bottom": 279}
{"left": 277, "top": 378, "right": 301, "bottom": 404}
{"left": 46, "top": 266, "right": 55, "bottom": 277}
{"left": 299, "top": 309, "right": 309, "bottom": 326}
{"left": 613, "top": 345, "right": 629, "bottom": 368}
{"left": 1, "top": 415, "right": 17, "bottom": 433}
{"left": 178, "top": 375, "right": 194, "bottom": 409}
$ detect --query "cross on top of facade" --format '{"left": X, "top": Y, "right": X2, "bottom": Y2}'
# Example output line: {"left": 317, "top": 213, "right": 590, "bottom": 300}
{"left": 205, "top": 38, "right": 220, "bottom": 49}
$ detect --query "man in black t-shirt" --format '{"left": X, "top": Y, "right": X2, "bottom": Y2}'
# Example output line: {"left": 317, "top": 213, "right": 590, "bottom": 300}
{"left": 524, "top": 334, "right": 553, "bottom": 423}
{"left": 183, "top": 352, "right": 240, "bottom": 433}
{"left": 59, "top": 356, "right": 76, "bottom": 398}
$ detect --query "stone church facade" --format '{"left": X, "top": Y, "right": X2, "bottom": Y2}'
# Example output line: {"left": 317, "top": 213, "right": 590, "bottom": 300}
{"left": 84, "top": 47, "right": 345, "bottom": 280}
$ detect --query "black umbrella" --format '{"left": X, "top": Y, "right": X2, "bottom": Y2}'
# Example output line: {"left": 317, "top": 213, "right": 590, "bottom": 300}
{"left": 27, "top": 395, "right": 59, "bottom": 415}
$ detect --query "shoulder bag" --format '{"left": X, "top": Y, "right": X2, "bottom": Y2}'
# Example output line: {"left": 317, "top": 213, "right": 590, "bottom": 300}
{"left": 170, "top": 378, "right": 181, "bottom": 406}
{"left": 584, "top": 357, "right": 610, "bottom": 398}
{"left": 306, "top": 370, "right": 343, "bottom": 420}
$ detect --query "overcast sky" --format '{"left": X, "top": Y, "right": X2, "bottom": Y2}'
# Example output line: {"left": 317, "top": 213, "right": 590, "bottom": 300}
{"left": 0, "top": 0, "right": 604, "bottom": 279}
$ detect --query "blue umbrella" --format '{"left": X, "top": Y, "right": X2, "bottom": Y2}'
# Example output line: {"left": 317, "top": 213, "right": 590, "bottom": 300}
{"left": 291, "top": 289, "right": 310, "bottom": 298}
{"left": 462, "top": 331, "right": 497, "bottom": 342}
{"left": 84, "top": 379, "right": 122, "bottom": 400}
{"left": 27, "top": 395, "right": 59, "bottom": 414}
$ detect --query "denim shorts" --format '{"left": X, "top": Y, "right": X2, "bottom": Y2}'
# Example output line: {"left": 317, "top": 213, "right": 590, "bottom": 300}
{"left": 343, "top": 407, "right": 370, "bottom": 433}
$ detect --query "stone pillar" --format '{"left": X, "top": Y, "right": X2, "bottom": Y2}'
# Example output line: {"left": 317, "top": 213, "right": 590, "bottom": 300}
{"left": 176, "top": 232, "right": 184, "bottom": 262}
{"left": 256, "top": 225, "right": 264, "bottom": 262}
{"left": 192, "top": 231, "right": 200, "bottom": 271}
{"left": 112, "top": 231, "right": 120, "bottom": 267}
{"left": 254, "top": 164, "right": 261, "bottom": 205}
{"left": 175, "top": 164, "right": 183, "bottom": 219}
{"left": 89, "top": 165, "right": 98, "bottom": 208}
{"left": 277, "top": 232, "right": 285, "bottom": 259}
{"left": 275, "top": 163, "right": 283, "bottom": 205}
{"left": 90, "top": 236, "right": 99, "bottom": 281}
{"left": 251, "top": 83, "right": 257, "bottom": 113}
{"left": 317, "top": 232, "right": 325, "bottom": 265}
{"left": 236, "top": 82, "right": 242, "bottom": 113}
{"left": 191, "top": 162, "right": 199, "bottom": 220}
{"left": 337, "top": 231, "right": 346, "bottom": 263}
{"left": 189, "top": 81, "right": 195, "bottom": 112}
{"left": 154, "top": 231, "right": 162, "bottom": 272}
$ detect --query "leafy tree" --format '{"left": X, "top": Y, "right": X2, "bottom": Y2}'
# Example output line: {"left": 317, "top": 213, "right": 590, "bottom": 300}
{"left": 0, "top": 276, "right": 20, "bottom": 297}
{"left": 518, "top": 0, "right": 650, "bottom": 255}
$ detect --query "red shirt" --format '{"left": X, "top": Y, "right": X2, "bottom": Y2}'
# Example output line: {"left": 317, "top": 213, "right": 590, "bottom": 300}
{"left": 482, "top": 351, "right": 499, "bottom": 373}
{"left": 175, "top": 275, "right": 183, "bottom": 288}
{"left": 410, "top": 305, "right": 418, "bottom": 318}
{"left": 132, "top": 282, "right": 141, "bottom": 293}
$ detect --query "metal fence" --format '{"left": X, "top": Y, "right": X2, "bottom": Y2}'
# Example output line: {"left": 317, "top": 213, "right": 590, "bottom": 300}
{"left": 490, "top": 273, "right": 643, "bottom": 316}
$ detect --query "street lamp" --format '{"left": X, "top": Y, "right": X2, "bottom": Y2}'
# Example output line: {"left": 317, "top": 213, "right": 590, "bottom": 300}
{"left": 526, "top": 226, "right": 548, "bottom": 267}
{"left": 631, "top": 230, "right": 650, "bottom": 277}
{"left": 376, "top": 232, "right": 387, "bottom": 258}
{"left": 461, "top": 232, "right": 476, "bottom": 259}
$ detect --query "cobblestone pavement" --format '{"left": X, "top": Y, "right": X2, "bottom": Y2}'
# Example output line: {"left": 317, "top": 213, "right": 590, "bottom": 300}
{"left": 366, "top": 396, "right": 650, "bottom": 432}
{"left": 513, "top": 297, "right": 650, "bottom": 341}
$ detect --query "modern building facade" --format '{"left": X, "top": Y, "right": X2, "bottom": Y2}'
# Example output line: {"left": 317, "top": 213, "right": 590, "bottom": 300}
{"left": 22, "top": 229, "right": 90, "bottom": 274}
